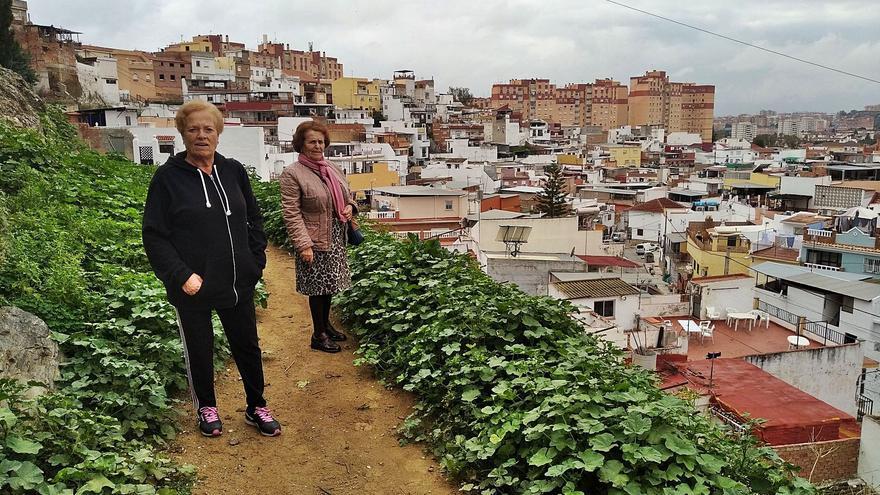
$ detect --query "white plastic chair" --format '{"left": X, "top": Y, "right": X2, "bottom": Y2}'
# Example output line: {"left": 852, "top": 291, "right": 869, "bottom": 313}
{"left": 748, "top": 309, "right": 770, "bottom": 329}
{"left": 705, "top": 306, "right": 721, "bottom": 320}
{"left": 701, "top": 324, "right": 715, "bottom": 345}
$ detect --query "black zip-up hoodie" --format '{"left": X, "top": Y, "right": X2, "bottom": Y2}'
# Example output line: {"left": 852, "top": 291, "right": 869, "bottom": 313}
{"left": 142, "top": 151, "right": 267, "bottom": 310}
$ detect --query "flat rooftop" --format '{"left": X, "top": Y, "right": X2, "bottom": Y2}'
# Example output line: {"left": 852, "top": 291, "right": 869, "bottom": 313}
{"left": 665, "top": 358, "right": 858, "bottom": 445}
{"left": 643, "top": 315, "right": 823, "bottom": 359}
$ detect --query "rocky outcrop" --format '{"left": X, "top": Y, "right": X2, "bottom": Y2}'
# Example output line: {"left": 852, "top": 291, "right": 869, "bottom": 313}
{"left": 0, "top": 306, "right": 60, "bottom": 397}
{"left": 0, "top": 67, "right": 44, "bottom": 131}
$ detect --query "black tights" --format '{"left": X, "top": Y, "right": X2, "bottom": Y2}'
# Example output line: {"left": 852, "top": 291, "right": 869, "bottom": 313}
{"left": 308, "top": 294, "right": 332, "bottom": 338}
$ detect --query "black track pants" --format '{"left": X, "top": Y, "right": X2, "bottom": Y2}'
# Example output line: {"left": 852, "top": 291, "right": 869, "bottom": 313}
{"left": 174, "top": 298, "right": 267, "bottom": 411}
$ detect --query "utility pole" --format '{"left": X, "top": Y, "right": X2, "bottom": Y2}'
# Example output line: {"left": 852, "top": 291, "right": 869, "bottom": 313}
{"left": 724, "top": 246, "right": 731, "bottom": 275}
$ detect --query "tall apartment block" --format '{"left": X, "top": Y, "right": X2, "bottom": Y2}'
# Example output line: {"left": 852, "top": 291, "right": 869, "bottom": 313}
{"left": 628, "top": 70, "right": 715, "bottom": 142}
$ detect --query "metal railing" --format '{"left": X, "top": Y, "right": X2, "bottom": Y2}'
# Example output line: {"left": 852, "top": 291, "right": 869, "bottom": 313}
{"left": 803, "top": 262, "right": 841, "bottom": 272}
{"left": 710, "top": 405, "right": 748, "bottom": 434}
{"left": 756, "top": 300, "right": 800, "bottom": 326}
{"left": 804, "top": 321, "right": 847, "bottom": 346}
{"left": 858, "top": 395, "right": 874, "bottom": 421}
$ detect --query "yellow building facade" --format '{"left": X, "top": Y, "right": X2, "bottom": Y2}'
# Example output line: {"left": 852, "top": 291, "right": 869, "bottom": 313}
{"left": 345, "top": 163, "right": 399, "bottom": 198}
{"left": 331, "top": 77, "right": 382, "bottom": 111}
{"left": 722, "top": 172, "right": 780, "bottom": 190}
{"left": 602, "top": 145, "right": 641, "bottom": 167}
{"left": 687, "top": 232, "right": 752, "bottom": 277}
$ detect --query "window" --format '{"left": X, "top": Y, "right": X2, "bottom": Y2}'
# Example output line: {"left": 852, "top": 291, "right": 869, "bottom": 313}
{"left": 593, "top": 300, "right": 615, "bottom": 317}
{"left": 185, "top": 46, "right": 190, "bottom": 51}
{"left": 125, "top": 116, "right": 131, "bottom": 126}
{"left": 196, "top": 60, "right": 201, "bottom": 67}
{"left": 180, "top": 63, "right": 185, "bottom": 68}
{"left": 445, "top": 200, "right": 453, "bottom": 211}
{"left": 159, "top": 74, "right": 165, "bottom": 80}
{"left": 865, "top": 258, "right": 880, "bottom": 274}
{"left": 842, "top": 296, "right": 855, "bottom": 313}
{"left": 637, "top": 229, "right": 644, "bottom": 236}
{"left": 159, "top": 144, "right": 175, "bottom": 155}
{"left": 810, "top": 250, "right": 841, "bottom": 267}
{"left": 727, "top": 236, "right": 738, "bottom": 247}
{"left": 170, "top": 74, "right": 175, "bottom": 81}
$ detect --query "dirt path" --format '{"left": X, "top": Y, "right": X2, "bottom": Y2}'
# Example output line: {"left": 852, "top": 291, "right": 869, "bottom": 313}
{"left": 170, "top": 245, "right": 459, "bottom": 495}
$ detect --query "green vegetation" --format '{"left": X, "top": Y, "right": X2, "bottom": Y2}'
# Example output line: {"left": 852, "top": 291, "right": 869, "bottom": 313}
{"left": 253, "top": 178, "right": 816, "bottom": 495}
{"left": 0, "top": 110, "right": 267, "bottom": 494}
{"left": 330, "top": 234, "right": 814, "bottom": 494}
{"left": 0, "top": 0, "right": 36, "bottom": 84}
{"left": 533, "top": 164, "right": 572, "bottom": 218}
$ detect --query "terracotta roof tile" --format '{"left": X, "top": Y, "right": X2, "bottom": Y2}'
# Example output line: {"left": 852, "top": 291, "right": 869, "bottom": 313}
{"left": 627, "top": 198, "right": 688, "bottom": 214}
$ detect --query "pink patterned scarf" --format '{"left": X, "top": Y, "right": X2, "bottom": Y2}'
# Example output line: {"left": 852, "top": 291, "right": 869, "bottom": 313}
{"left": 297, "top": 154, "right": 347, "bottom": 222}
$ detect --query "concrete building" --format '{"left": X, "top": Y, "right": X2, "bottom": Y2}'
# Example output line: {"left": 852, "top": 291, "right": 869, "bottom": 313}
{"left": 730, "top": 122, "right": 757, "bottom": 142}
{"left": 75, "top": 56, "right": 121, "bottom": 108}
{"left": 549, "top": 275, "right": 641, "bottom": 330}
{"left": 590, "top": 78, "right": 629, "bottom": 130}
{"left": 331, "top": 77, "right": 382, "bottom": 111}
{"left": 627, "top": 70, "right": 715, "bottom": 142}
{"left": 624, "top": 198, "right": 689, "bottom": 243}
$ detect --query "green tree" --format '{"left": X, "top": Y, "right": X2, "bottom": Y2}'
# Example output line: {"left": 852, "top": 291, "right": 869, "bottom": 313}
{"left": 448, "top": 86, "right": 474, "bottom": 106}
{"left": 782, "top": 134, "right": 801, "bottom": 148}
{"left": 0, "top": 0, "right": 36, "bottom": 84}
{"left": 533, "top": 164, "right": 571, "bottom": 218}
{"left": 753, "top": 134, "right": 775, "bottom": 147}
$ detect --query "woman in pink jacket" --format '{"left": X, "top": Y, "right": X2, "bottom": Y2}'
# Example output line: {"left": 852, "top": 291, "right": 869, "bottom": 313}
{"left": 279, "top": 121, "right": 357, "bottom": 353}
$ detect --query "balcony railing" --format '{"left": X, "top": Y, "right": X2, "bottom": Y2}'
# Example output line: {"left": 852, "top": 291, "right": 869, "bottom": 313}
{"left": 366, "top": 211, "right": 398, "bottom": 220}
{"left": 803, "top": 262, "right": 841, "bottom": 272}
{"left": 806, "top": 228, "right": 833, "bottom": 238}
{"left": 858, "top": 395, "right": 874, "bottom": 421}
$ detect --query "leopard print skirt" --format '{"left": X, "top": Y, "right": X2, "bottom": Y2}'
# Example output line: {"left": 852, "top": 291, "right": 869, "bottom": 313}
{"left": 295, "top": 219, "right": 352, "bottom": 296}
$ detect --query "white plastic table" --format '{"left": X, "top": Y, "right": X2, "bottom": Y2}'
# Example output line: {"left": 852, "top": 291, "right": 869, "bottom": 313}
{"left": 727, "top": 312, "right": 757, "bottom": 332}
{"left": 787, "top": 335, "right": 810, "bottom": 349}
{"left": 678, "top": 320, "right": 702, "bottom": 340}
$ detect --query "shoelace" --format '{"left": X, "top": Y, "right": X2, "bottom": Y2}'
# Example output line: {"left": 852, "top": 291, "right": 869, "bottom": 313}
{"left": 199, "top": 406, "right": 220, "bottom": 423}
{"left": 253, "top": 406, "right": 275, "bottom": 423}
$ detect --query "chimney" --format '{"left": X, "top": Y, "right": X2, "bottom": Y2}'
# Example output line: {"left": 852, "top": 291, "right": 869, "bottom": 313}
{"left": 225, "top": 34, "right": 229, "bottom": 43}
{"left": 286, "top": 43, "right": 290, "bottom": 50}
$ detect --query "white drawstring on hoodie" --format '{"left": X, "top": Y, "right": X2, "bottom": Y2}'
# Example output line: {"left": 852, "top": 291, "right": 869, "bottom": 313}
{"left": 196, "top": 166, "right": 232, "bottom": 216}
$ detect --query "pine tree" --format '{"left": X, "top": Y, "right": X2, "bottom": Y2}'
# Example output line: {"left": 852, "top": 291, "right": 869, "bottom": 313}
{"left": 0, "top": 0, "right": 36, "bottom": 84}
{"left": 533, "top": 164, "right": 572, "bottom": 218}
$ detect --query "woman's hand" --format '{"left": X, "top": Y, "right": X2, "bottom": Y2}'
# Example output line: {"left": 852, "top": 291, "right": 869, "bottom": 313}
{"left": 301, "top": 247, "right": 314, "bottom": 263}
{"left": 343, "top": 205, "right": 354, "bottom": 221}
{"left": 182, "top": 273, "right": 203, "bottom": 295}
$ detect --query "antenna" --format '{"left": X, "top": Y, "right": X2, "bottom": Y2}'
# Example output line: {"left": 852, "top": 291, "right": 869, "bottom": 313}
{"left": 496, "top": 226, "right": 532, "bottom": 257}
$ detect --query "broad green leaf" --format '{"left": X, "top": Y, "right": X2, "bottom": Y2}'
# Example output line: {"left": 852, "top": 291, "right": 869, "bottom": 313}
{"left": 590, "top": 433, "right": 616, "bottom": 452}
{"left": 599, "top": 460, "right": 629, "bottom": 488}
{"left": 8, "top": 461, "right": 43, "bottom": 490}
{"left": 6, "top": 435, "right": 42, "bottom": 454}
{"left": 665, "top": 435, "right": 698, "bottom": 456}
{"left": 697, "top": 454, "right": 726, "bottom": 473}
{"left": 577, "top": 450, "right": 604, "bottom": 471}
{"left": 461, "top": 388, "right": 480, "bottom": 402}
{"left": 528, "top": 447, "right": 557, "bottom": 467}
{"left": 76, "top": 475, "right": 115, "bottom": 494}
{"left": 621, "top": 414, "right": 651, "bottom": 436}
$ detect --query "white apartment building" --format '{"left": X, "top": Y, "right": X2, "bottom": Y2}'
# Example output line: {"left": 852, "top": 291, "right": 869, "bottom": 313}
{"left": 730, "top": 122, "right": 757, "bottom": 142}
{"left": 76, "top": 56, "right": 121, "bottom": 106}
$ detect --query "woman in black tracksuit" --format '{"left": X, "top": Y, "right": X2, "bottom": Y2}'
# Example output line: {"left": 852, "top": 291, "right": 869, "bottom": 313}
{"left": 142, "top": 100, "right": 280, "bottom": 438}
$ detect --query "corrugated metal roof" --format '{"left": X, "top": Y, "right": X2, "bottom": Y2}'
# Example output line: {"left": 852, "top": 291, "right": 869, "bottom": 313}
{"left": 553, "top": 278, "right": 640, "bottom": 299}
{"left": 752, "top": 261, "right": 880, "bottom": 300}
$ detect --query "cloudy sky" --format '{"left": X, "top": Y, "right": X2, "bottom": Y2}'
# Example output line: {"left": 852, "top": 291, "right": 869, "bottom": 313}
{"left": 27, "top": 0, "right": 880, "bottom": 115}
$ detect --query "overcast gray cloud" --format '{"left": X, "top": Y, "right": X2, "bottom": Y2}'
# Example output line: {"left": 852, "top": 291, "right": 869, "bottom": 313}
{"left": 27, "top": 0, "right": 880, "bottom": 115}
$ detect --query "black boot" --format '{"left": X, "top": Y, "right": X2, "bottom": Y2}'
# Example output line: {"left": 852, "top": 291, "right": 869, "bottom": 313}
{"left": 311, "top": 332, "right": 341, "bottom": 353}
{"left": 326, "top": 323, "right": 347, "bottom": 342}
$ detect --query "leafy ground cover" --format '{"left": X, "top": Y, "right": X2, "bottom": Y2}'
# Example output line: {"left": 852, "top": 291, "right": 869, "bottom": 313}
{"left": 250, "top": 175, "right": 816, "bottom": 495}
{"left": 333, "top": 235, "right": 816, "bottom": 494}
{"left": 0, "top": 110, "right": 264, "bottom": 494}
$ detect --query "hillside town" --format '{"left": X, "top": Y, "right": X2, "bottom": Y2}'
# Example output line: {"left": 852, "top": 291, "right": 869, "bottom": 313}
{"left": 6, "top": 0, "right": 880, "bottom": 492}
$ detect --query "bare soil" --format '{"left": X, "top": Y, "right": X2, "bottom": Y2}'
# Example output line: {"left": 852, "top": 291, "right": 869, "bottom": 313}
{"left": 170, "top": 245, "right": 459, "bottom": 495}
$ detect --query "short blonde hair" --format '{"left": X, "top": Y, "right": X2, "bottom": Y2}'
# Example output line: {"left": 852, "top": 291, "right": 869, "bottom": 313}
{"left": 175, "top": 100, "right": 224, "bottom": 135}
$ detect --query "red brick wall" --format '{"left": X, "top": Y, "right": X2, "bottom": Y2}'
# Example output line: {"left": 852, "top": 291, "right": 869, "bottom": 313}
{"left": 773, "top": 437, "right": 860, "bottom": 484}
